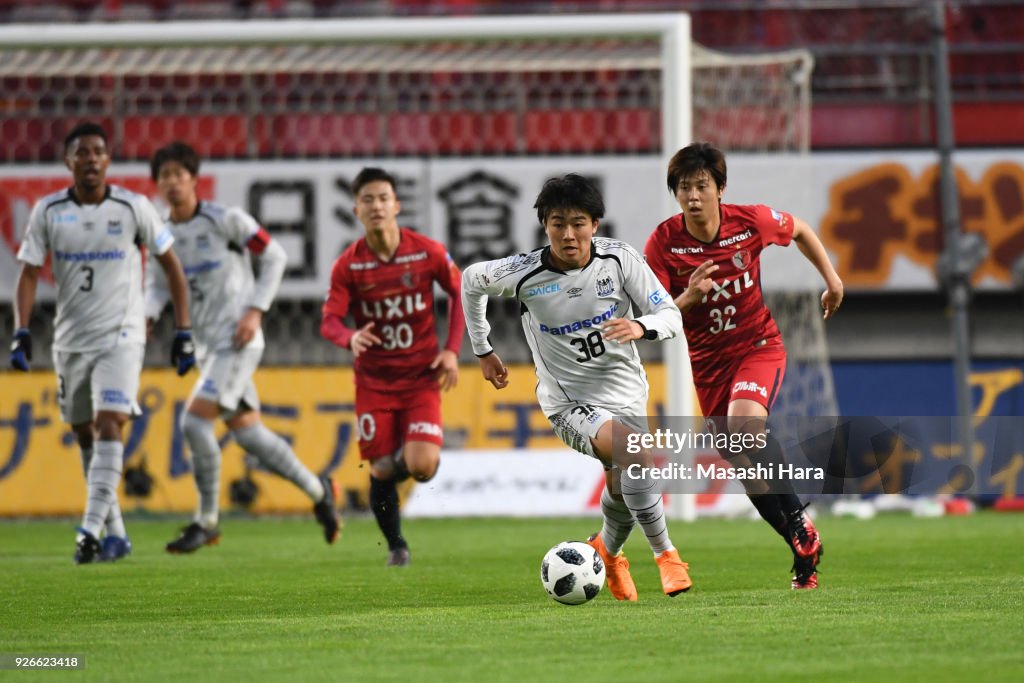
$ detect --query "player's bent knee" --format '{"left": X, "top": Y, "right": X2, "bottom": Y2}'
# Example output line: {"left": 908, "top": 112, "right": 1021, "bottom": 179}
{"left": 181, "top": 411, "right": 215, "bottom": 440}
{"left": 726, "top": 416, "right": 766, "bottom": 440}
{"left": 601, "top": 421, "right": 653, "bottom": 470}
{"left": 410, "top": 460, "right": 439, "bottom": 482}
{"left": 72, "top": 423, "right": 94, "bottom": 449}
{"left": 187, "top": 397, "right": 221, "bottom": 421}
{"left": 224, "top": 409, "right": 259, "bottom": 432}
{"left": 94, "top": 411, "right": 128, "bottom": 440}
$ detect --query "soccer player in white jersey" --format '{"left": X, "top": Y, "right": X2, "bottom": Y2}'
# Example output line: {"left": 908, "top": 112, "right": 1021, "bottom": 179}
{"left": 146, "top": 141, "right": 340, "bottom": 553}
{"left": 461, "top": 173, "right": 692, "bottom": 601}
{"left": 10, "top": 122, "right": 196, "bottom": 564}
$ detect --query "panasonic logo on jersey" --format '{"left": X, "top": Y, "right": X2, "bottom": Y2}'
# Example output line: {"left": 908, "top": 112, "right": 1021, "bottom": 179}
{"left": 538, "top": 303, "right": 618, "bottom": 335}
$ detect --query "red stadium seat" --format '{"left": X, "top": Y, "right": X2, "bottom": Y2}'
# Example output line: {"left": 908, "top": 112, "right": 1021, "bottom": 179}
{"left": 524, "top": 108, "right": 657, "bottom": 154}
{"left": 258, "top": 113, "right": 381, "bottom": 157}
{"left": 120, "top": 114, "right": 252, "bottom": 159}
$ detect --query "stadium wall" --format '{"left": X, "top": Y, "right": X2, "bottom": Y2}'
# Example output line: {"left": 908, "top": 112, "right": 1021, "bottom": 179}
{"left": 3, "top": 150, "right": 1024, "bottom": 301}
{"left": 3, "top": 360, "right": 1023, "bottom": 517}
{"left": 0, "top": 364, "right": 666, "bottom": 517}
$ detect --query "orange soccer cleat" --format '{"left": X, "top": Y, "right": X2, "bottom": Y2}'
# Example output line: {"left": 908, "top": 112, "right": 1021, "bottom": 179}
{"left": 655, "top": 548, "right": 693, "bottom": 597}
{"left": 587, "top": 533, "right": 638, "bottom": 602}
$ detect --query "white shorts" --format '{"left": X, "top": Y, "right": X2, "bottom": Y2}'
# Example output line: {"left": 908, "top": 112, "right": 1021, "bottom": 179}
{"left": 191, "top": 346, "right": 263, "bottom": 414}
{"left": 548, "top": 398, "right": 649, "bottom": 460}
{"left": 54, "top": 343, "right": 145, "bottom": 425}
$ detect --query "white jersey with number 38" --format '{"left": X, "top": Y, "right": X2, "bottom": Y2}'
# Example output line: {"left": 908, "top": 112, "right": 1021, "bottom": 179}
{"left": 462, "top": 238, "right": 682, "bottom": 415}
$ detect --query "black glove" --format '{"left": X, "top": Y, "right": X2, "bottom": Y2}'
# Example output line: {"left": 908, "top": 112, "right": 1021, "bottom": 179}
{"left": 10, "top": 328, "right": 31, "bottom": 371}
{"left": 170, "top": 328, "right": 196, "bottom": 376}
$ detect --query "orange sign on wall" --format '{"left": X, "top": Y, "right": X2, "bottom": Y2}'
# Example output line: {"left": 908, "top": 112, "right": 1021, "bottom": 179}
{"left": 821, "top": 161, "right": 1024, "bottom": 287}
{"left": 0, "top": 365, "right": 669, "bottom": 517}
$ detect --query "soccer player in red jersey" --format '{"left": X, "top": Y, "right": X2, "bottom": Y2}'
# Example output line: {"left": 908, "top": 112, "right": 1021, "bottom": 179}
{"left": 321, "top": 167, "right": 464, "bottom": 566}
{"left": 644, "top": 143, "right": 844, "bottom": 589}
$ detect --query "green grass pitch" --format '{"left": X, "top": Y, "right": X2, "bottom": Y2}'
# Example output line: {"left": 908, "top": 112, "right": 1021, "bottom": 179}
{"left": 1, "top": 512, "right": 1022, "bottom": 682}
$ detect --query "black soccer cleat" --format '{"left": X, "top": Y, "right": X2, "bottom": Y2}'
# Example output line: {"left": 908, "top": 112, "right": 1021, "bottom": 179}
{"left": 165, "top": 522, "right": 221, "bottom": 554}
{"left": 74, "top": 528, "right": 101, "bottom": 565}
{"left": 386, "top": 547, "right": 411, "bottom": 567}
{"left": 313, "top": 476, "right": 342, "bottom": 544}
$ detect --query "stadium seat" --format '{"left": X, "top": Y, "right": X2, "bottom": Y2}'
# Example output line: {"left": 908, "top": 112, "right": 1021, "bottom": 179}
{"left": 121, "top": 114, "right": 252, "bottom": 159}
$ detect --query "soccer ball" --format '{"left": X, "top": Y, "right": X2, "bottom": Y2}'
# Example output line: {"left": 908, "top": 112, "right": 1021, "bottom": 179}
{"left": 540, "top": 541, "right": 605, "bottom": 605}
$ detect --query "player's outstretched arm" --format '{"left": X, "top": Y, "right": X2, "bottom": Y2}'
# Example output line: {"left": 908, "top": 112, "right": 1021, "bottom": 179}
{"left": 791, "top": 217, "right": 844, "bottom": 319}
{"left": 155, "top": 249, "right": 192, "bottom": 330}
{"left": 10, "top": 263, "right": 40, "bottom": 371}
{"left": 155, "top": 249, "right": 195, "bottom": 375}
{"left": 462, "top": 253, "right": 532, "bottom": 387}
{"left": 432, "top": 247, "right": 465, "bottom": 389}
{"left": 461, "top": 253, "right": 529, "bottom": 357}
{"left": 460, "top": 261, "right": 499, "bottom": 358}
{"left": 618, "top": 242, "right": 683, "bottom": 339}
{"left": 237, "top": 229, "right": 287, "bottom": 349}
{"left": 143, "top": 252, "right": 171, "bottom": 339}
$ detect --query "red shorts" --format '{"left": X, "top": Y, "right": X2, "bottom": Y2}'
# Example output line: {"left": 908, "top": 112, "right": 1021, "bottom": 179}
{"left": 355, "top": 385, "right": 443, "bottom": 460}
{"left": 695, "top": 339, "right": 786, "bottom": 420}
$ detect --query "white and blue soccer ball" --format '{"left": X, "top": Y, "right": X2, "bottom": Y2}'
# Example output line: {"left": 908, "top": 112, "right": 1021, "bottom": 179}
{"left": 540, "top": 541, "right": 605, "bottom": 605}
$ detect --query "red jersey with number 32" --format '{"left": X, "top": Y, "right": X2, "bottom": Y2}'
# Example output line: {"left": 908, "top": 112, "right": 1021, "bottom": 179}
{"left": 324, "top": 228, "right": 461, "bottom": 392}
{"left": 644, "top": 204, "right": 794, "bottom": 387}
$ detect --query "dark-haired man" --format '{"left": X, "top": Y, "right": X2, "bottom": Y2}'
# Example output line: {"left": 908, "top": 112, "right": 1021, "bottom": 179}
{"left": 645, "top": 142, "right": 844, "bottom": 589}
{"left": 11, "top": 122, "right": 195, "bottom": 563}
{"left": 321, "top": 167, "right": 464, "bottom": 567}
{"left": 462, "top": 173, "right": 692, "bottom": 601}
{"left": 147, "top": 141, "right": 340, "bottom": 554}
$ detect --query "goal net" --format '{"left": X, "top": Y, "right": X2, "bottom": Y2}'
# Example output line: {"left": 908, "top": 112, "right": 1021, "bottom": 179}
{"left": 0, "top": 19, "right": 814, "bottom": 160}
{"left": 0, "top": 15, "right": 831, "bottom": 516}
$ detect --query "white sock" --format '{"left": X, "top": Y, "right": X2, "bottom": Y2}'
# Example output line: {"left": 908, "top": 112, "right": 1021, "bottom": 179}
{"left": 81, "top": 441, "right": 123, "bottom": 539}
{"left": 233, "top": 423, "right": 324, "bottom": 501}
{"left": 182, "top": 413, "right": 222, "bottom": 529}
{"left": 619, "top": 469, "right": 673, "bottom": 555}
{"left": 80, "top": 447, "right": 126, "bottom": 538}
{"left": 600, "top": 484, "right": 635, "bottom": 556}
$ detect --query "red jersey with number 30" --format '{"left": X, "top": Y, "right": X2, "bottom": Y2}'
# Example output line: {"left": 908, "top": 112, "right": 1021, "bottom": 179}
{"left": 323, "top": 228, "right": 463, "bottom": 392}
{"left": 644, "top": 204, "right": 794, "bottom": 387}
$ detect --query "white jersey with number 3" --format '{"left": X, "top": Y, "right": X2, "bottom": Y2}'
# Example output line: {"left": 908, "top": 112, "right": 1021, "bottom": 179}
{"left": 462, "top": 237, "right": 682, "bottom": 415}
{"left": 17, "top": 186, "right": 173, "bottom": 353}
